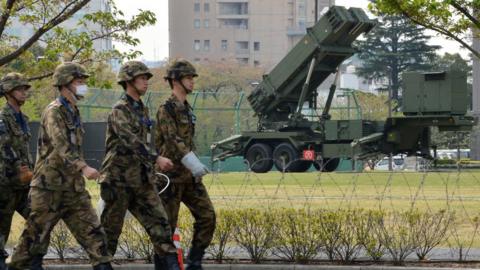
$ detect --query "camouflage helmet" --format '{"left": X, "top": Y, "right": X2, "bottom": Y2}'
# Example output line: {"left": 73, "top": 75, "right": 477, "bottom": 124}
{"left": 0, "top": 72, "right": 31, "bottom": 97}
{"left": 164, "top": 59, "right": 198, "bottom": 81}
{"left": 117, "top": 61, "right": 153, "bottom": 86}
{"left": 53, "top": 62, "right": 89, "bottom": 87}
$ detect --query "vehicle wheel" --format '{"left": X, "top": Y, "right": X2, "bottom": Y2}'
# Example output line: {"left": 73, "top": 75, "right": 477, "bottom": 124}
{"left": 313, "top": 158, "right": 340, "bottom": 172}
{"left": 245, "top": 143, "right": 273, "bottom": 173}
{"left": 273, "top": 143, "right": 311, "bottom": 172}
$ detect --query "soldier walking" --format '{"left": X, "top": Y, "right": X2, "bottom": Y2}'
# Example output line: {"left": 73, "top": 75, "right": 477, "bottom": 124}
{"left": 156, "top": 59, "right": 216, "bottom": 270}
{"left": 0, "top": 73, "right": 35, "bottom": 270}
{"left": 99, "top": 61, "right": 180, "bottom": 270}
{"left": 7, "top": 62, "right": 113, "bottom": 270}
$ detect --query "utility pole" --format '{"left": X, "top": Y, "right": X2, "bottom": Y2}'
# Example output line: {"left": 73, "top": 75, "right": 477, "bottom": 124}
{"left": 387, "top": 67, "right": 393, "bottom": 171}
{"left": 471, "top": 30, "right": 480, "bottom": 160}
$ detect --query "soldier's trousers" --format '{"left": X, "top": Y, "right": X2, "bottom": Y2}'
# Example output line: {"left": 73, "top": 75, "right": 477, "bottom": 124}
{"left": 0, "top": 187, "right": 29, "bottom": 258}
{"left": 159, "top": 181, "right": 216, "bottom": 250}
{"left": 8, "top": 188, "right": 111, "bottom": 268}
{"left": 100, "top": 182, "right": 177, "bottom": 256}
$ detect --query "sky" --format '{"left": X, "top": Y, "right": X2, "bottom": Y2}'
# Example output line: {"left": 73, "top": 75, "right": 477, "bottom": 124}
{"left": 113, "top": 0, "right": 469, "bottom": 61}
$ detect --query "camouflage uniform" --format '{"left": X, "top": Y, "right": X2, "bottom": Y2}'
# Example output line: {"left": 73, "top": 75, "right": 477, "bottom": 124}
{"left": 156, "top": 60, "right": 216, "bottom": 269}
{"left": 100, "top": 61, "right": 178, "bottom": 264}
{"left": 0, "top": 73, "right": 33, "bottom": 265}
{"left": 7, "top": 63, "right": 111, "bottom": 270}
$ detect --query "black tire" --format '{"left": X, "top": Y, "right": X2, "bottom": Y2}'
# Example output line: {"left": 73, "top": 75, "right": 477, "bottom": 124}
{"left": 273, "top": 143, "right": 311, "bottom": 172}
{"left": 313, "top": 158, "right": 340, "bottom": 172}
{"left": 245, "top": 143, "right": 274, "bottom": 173}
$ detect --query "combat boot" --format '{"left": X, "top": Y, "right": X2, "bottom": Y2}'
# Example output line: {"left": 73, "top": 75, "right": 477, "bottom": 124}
{"left": 154, "top": 253, "right": 180, "bottom": 270}
{"left": 0, "top": 256, "right": 6, "bottom": 270}
{"left": 93, "top": 262, "right": 114, "bottom": 270}
{"left": 30, "top": 255, "right": 44, "bottom": 270}
{"left": 186, "top": 247, "right": 205, "bottom": 270}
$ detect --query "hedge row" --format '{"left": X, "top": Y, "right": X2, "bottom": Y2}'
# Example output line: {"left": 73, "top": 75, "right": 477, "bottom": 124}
{"left": 48, "top": 208, "right": 478, "bottom": 265}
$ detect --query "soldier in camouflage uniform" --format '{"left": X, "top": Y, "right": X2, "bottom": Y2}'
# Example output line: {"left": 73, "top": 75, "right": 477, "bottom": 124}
{"left": 0, "top": 73, "right": 34, "bottom": 270}
{"left": 99, "top": 61, "right": 180, "bottom": 270}
{"left": 156, "top": 59, "right": 216, "bottom": 270}
{"left": 7, "top": 62, "right": 113, "bottom": 270}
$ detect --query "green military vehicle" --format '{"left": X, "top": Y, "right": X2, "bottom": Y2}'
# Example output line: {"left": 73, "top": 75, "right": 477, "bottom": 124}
{"left": 210, "top": 6, "right": 477, "bottom": 173}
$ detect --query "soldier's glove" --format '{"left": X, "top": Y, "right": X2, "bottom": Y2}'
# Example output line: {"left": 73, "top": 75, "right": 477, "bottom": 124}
{"left": 181, "top": 151, "right": 209, "bottom": 178}
{"left": 18, "top": 165, "right": 33, "bottom": 184}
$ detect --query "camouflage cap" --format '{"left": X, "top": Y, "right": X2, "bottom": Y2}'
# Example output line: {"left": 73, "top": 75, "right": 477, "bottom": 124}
{"left": 53, "top": 62, "right": 89, "bottom": 87}
{"left": 164, "top": 59, "right": 198, "bottom": 81}
{"left": 117, "top": 61, "right": 153, "bottom": 85}
{"left": 0, "top": 72, "right": 31, "bottom": 97}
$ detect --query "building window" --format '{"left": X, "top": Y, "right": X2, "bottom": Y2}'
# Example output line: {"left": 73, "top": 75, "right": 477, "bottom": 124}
{"left": 194, "top": 58, "right": 201, "bottom": 62}
{"left": 204, "top": 3, "right": 210, "bottom": 12}
{"left": 204, "top": 40, "right": 210, "bottom": 51}
{"left": 194, "top": 19, "right": 201, "bottom": 29}
{"left": 236, "top": 41, "right": 249, "bottom": 55}
{"left": 237, "top": 58, "right": 249, "bottom": 65}
{"left": 254, "top": 42, "right": 260, "bottom": 51}
{"left": 221, "top": 40, "right": 228, "bottom": 51}
{"left": 194, "top": 2, "right": 200, "bottom": 12}
{"left": 204, "top": 19, "right": 210, "bottom": 28}
{"left": 194, "top": 40, "right": 201, "bottom": 51}
{"left": 254, "top": 60, "right": 260, "bottom": 67}
{"left": 236, "top": 41, "right": 248, "bottom": 49}
{"left": 219, "top": 3, "right": 248, "bottom": 15}
{"left": 219, "top": 19, "right": 248, "bottom": 29}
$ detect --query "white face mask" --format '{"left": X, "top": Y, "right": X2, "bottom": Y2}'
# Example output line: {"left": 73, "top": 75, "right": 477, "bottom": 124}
{"left": 76, "top": 84, "right": 89, "bottom": 96}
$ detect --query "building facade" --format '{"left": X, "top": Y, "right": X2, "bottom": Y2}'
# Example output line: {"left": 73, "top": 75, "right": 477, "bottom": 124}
{"left": 169, "top": 0, "right": 335, "bottom": 69}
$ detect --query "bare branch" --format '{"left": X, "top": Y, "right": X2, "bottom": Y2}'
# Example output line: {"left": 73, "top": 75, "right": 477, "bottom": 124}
{"left": 27, "top": 72, "right": 53, "bottom": 81}
{"left": 0, "top": 0, "right": 92, "bottom": 67}
{"left": 0, "top": 0, "right": 18, "bottom": 39}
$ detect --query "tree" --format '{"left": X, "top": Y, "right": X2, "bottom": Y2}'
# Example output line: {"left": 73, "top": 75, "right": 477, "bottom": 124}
{"left": 369, "top": 0, "right": 480, "bottom": 59}
{"left": 432, "top": 52, "right": 472, "bottom": 75}
{"left": 356, "top": 14, "right": 440, "bottom": 102}
{"left": 0, "top": 0, "right": 156, "bottom": 80}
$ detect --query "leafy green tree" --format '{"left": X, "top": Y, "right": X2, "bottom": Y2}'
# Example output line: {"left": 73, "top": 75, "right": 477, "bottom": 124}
{"left": 369, "top": 0, "right": 480, "bottom": 59}
{"left": 356, "top": 14, "right": 440, "bottom": 102}
{"left": 0, "top": 0, "right": 156, "bottom": 119}
{"left": 0, "top": 0, "right": 156, "bottom": 79}
{"left": 432, "top": 52, "right": 472, "bottom": 75}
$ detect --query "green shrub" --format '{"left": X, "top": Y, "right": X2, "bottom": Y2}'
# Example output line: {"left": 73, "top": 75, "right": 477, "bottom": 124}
{"left": 412, "top": 210, "right": 453, "bottom": 260}
{"left": 232, "top": 208, "right": 275, "bottom": 263}
{"left": 374, "top": 210, "right": 419, "bottom": 265}
{"left": 356, "top": 210, "right": 386, "bottom": 261}
{"left": 317, "top": 210, "right": 342, "bottom": 261}
{"left": 118, "top": 218, "right": 139, "bottom": 259}
{"left": 207, "top": 209, "right": 235, "bottom": 262}
{"left": 334, "top": 209, "right": 364, "bottom": 263}
{"left": 49, "top": 221, "right": 74, "bottom": 262}
{"left": 271, "top": 208, "right": 322, "bottom": 263}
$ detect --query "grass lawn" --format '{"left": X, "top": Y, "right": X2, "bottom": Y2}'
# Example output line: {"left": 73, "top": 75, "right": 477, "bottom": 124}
{"left": 7, "top": 170, "right": 480, "bottom": 249}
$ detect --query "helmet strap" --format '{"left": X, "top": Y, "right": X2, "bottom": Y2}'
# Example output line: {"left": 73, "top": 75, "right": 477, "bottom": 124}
{"left": 178, "top": 78, "right": 192, "bottom": 94}
{"left": 6, "top": 92, "right": 23, "bottom": 108}
{"left": 66, "top": 84, "right": 81, "bottom": 104}
{"left": 127, "top": 80, "right": 144, "bottom": 98}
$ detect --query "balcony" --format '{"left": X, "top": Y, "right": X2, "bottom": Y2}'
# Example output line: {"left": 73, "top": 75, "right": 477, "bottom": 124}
{"left": 218, "top": 19, "right": 249, "bottom": 30}
{"left": 235, "top": 48, "right": 250, "bottom": 55}
{"left": 287, "top": 26, "right": 307, "bottom": 36}
{"left": 218, "top": 2, "right": 248, "bottom": 16}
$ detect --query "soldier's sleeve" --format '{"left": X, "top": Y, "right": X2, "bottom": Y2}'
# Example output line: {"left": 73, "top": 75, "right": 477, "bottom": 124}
{"left": 155, "top": 106, "right": 190, "bottom": 160}
{"left": 44, "top": 108, "right": 87, "bottom": 171}
{"left": 110, "top": 106, "right": 155, "bottom": 165}
{"left": 0, "top": 119, "right": 7, "bottom": 180}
